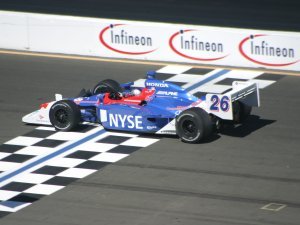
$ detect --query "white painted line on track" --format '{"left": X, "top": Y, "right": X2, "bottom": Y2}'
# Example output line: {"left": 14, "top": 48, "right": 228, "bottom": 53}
{"left": 0, "top": 127, "right": 106, "bottom": 187}
{"left": 261, "top": 203, "right": 287, "bottom": 211}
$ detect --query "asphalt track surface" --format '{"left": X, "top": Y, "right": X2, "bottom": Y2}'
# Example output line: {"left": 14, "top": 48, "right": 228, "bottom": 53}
{"left": 0, "top": 53, "right": 299, "bottom": 225}
{"left": 0, "top": 0, "right": 300, "bottom": 32}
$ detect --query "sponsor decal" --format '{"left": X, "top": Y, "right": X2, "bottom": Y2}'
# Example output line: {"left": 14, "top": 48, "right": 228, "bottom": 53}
{"left": 239, "top": 34, "right": 299, "bottom": 67}
{"left": 108, "top": 113, "right": 143, "bottom": 129}
{"left": 99, "top": 24, "right": 157, "bottom": 55}
{"left": 147, "top": 126, "right": 157, "bottom": 130}
{"left": 169, "top": 29, "right": 228, "bottom": 61}
{"left": 160, "top": 130, "right": 176, "bottom": 135}
{"left": 156, "top": 91, "right": 178, "bottom": 96}
{"left": 146, "top": 82, "right": 169, "bottom": 88}
{"left": 167, "top": 105, "right": 188, "bottom": 111}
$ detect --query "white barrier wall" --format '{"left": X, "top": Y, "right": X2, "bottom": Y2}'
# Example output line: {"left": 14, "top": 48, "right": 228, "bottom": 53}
{"left": 0, "top": 11, "right": 299, "bottom": 71}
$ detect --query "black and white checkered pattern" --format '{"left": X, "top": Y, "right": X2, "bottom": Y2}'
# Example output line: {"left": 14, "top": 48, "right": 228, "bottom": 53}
{"left": 0, "top": 65, "right": 284, "bottom": 218}
{"left": 0, "top": 125, "right": 159, "bottom": 217}
{"left": 134, "top": 66, "right": 284, "bottom": 97}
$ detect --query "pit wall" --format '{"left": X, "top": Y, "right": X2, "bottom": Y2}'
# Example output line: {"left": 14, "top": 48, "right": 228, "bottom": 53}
{"left": 0, "top": 11, "right": 299, "bottom": 71}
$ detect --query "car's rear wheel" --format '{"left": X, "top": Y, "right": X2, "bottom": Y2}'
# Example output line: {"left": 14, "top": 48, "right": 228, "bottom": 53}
{"left": 176, "top": 107, "right": 213, "bottom": 143}
{"left": 233, "top": 101, "right": 252, "bottom": 123}
{"left": 93, "top": 79, "right": 123, "bottom": 95}
{"left": 49, "top": 100, "right": 81, "bottom": 131}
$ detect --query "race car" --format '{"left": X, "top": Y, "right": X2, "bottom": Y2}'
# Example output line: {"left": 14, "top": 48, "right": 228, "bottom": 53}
{"left": 22, "top": 71, "right": 260, "bottom": 143}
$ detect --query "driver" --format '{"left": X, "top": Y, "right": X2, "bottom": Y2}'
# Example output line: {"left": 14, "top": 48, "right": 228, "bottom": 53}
{"left": 130, "top": 88, "right": 141, "bottom": 96}
{"left": 109, "top": 88, "right": 141, "bottom": 100}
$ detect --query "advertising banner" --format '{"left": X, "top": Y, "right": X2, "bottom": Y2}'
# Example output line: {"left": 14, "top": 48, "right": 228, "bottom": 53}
{"left": 0, "top": 11, "right": 299, "bottom": 71}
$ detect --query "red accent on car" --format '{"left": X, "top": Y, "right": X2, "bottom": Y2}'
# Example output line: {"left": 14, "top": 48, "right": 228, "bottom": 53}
{"left": 103, "top": 88, "right": 155, "bottom": 105}
{"left": 40, "top": 103, "right": 49, "bottom": 109}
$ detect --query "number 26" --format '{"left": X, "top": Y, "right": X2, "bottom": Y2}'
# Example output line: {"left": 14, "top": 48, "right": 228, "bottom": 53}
{"left": 210, "top": 95, "right": 230, "bottom": 112}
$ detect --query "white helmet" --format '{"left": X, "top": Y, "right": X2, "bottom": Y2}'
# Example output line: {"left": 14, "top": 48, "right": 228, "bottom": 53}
{"left": 132, "top": 88, "right": 141, "bottom": 96}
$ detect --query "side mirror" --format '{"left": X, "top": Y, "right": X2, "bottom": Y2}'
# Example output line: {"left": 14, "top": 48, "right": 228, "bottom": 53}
{"left": 146, "top": 71, "right": 156, "bottom": 79}
{"left": 55, "top": 94, "right": 63, "bottom": 101}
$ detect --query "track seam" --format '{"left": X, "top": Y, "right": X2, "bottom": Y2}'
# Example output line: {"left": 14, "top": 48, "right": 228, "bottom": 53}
{"left": 115, "top": 162, "right": 300, "bottom": 183}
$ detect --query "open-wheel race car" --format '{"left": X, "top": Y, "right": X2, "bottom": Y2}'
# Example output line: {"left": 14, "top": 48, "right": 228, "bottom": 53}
{"left": 22, "top": 71, "right": 260, "bottom": 143}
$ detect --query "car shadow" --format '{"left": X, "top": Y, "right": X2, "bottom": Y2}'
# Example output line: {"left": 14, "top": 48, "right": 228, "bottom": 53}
{"left": 200, "top": 133, "right": 221, "bottom": 143}
{"left": 23, "top": 115, "right": 275, "bottom": 142}
{"left": 219, "top": 115, "right": 276, "bottom": 138}
{"left": 72, "top": 124, "right": 97, "bottom": 132}
{"left": 148, "top": 132, "right": 221, "bottom": 144}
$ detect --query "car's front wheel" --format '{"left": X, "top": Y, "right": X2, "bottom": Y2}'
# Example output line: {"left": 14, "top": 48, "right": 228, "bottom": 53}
{"left": 176, "top": 107, "right": 213, "bottom": 143}
{"left": 49, "top": 100, "right": 81, "bottom": 131}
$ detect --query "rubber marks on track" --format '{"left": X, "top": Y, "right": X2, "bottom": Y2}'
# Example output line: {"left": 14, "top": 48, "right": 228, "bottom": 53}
{"left": 0, "top": 125, "right": 159, "bottom": 217}
{"left": 0, "top": 65, "right": 284, "bottom": 218}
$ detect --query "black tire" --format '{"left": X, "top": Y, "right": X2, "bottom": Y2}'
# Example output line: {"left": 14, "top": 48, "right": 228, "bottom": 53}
{"left": 176, "top": 107, "right": 213, "bottom": 143}
{"left": 233, "top": 101, "right": 252, "bottom": 123}
{"left": 49, "top": 100, "right": 81, "bottom": 131}
{"left": 93, "top": 79, "right": 123, "bottom": 95}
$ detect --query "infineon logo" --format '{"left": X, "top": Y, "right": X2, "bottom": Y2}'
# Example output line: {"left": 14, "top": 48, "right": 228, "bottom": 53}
{"left": 239, "top": 34, "right": 299, "bottom": 67}
{"left": 99, "top": 24, "right": 157, "bottom": 55}
{"left": 169, "top": 29, "right": 228, "bottom": 61}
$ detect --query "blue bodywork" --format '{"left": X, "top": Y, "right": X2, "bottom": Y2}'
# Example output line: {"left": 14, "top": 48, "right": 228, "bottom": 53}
{"left": 70, "top": 74, "right": 204, "bottom": 133}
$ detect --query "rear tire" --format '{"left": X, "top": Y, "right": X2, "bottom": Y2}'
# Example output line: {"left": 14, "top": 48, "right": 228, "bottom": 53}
{"left": 49, "top": 100, "right": 80, "bottom": 131}
{"left": 176, "top": 108, "right": 213, "bottom": 143}
{"left": 93, "top": 79, "right": 122, "bottom": 95}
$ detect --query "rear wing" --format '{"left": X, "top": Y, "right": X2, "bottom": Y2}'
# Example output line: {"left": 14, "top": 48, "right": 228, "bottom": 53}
{"left": 206, "top": 81, "right": 260, "bottom": 120}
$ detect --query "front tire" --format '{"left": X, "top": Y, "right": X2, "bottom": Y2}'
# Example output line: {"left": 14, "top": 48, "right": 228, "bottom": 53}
{"left": 176, "top": 108, "right": 213, "bottom": 143}
{"left": 49, "top": 100, "right": 81, "bottom": 131}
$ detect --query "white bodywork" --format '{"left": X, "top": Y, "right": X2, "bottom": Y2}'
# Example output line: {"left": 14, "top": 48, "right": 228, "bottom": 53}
{"left": 22, "top": 103, "right": 53, "bottom": 125}
{"left": 205, "top": 81, "right": 260, "bottom": 120}
{"left": 22, "top": 94, "right": 63, "bottom": 125}
{"left": 156, "top": 81, "right": 260, "bottom": 134}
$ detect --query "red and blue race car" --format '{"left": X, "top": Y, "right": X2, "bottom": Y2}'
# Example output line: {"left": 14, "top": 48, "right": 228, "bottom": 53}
{"left": 22, "top": 71, "right": 260, "bottom": 143}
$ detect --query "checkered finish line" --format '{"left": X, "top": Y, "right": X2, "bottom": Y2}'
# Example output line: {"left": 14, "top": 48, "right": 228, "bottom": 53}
{"left": 0, "top": 125, "right": 159, "bottom": 218}
{"left": 134, "top": 66, "right": 284, "bottom": 97}
{"left": 0, "top": 66, "right": 284, "bottom": 218}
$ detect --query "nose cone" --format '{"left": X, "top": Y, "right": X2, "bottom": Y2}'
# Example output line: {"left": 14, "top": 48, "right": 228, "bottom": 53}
{"left": 22, "top": 110, "right": 51, "bottom": 125}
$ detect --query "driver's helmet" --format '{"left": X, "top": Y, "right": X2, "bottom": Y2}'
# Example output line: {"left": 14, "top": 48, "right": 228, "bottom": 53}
{"left": 131, "top": 88, "right": 141, "bottom": 96}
